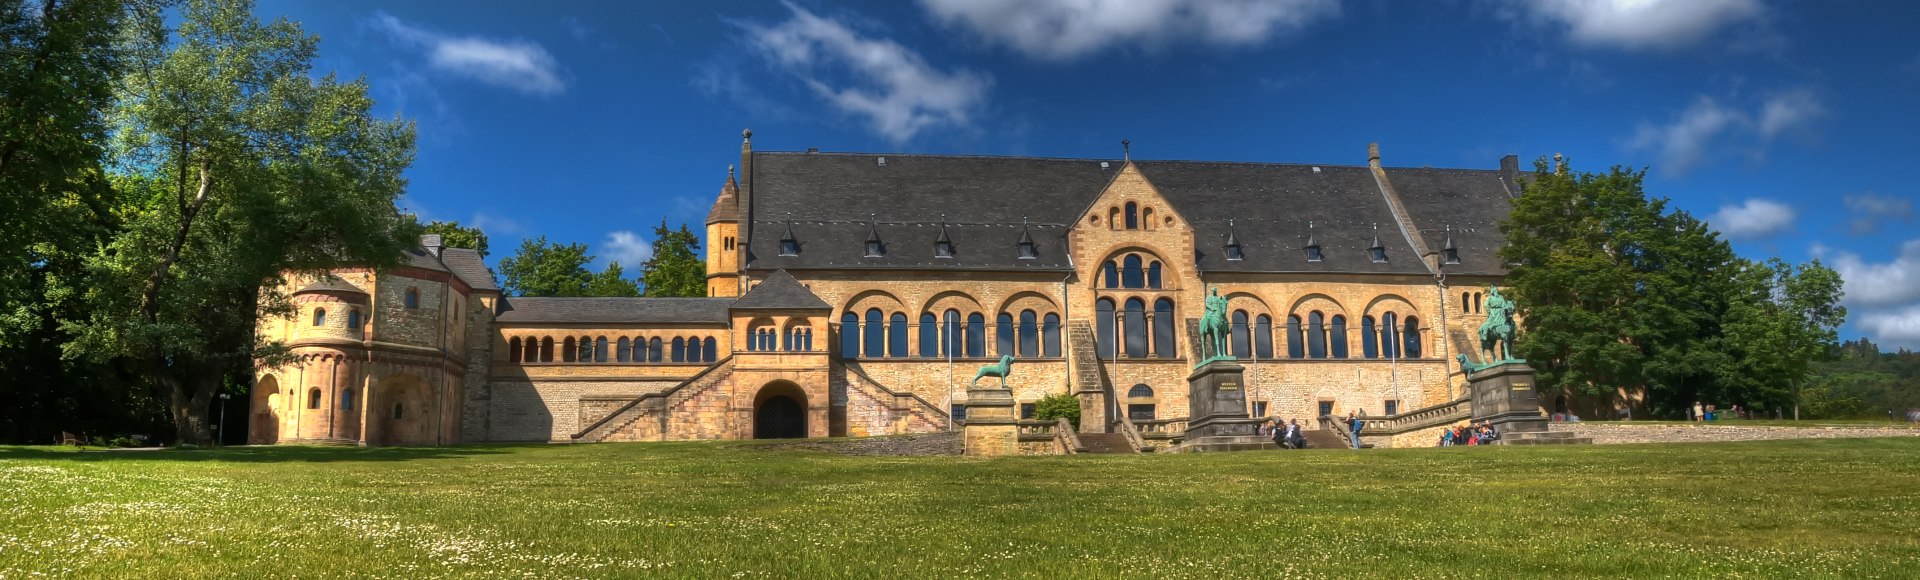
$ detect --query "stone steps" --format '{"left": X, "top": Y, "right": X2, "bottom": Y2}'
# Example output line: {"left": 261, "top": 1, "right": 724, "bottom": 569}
{"left": 1298, "top": 429, "right": 1349, "bottom": 450}
{"left": 1496, "top": 430, "right": 1592, "bottom": 445}
{"left": 1078, "top": 432, "right": 1134, "bottom": 453}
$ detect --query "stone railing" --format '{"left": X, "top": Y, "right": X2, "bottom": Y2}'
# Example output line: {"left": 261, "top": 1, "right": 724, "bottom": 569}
{"left": 1135, "top": 418, "right": 1188, "bottom": 442}
{"left": 1320, "top": 415, "right": 1360, "bottom": 449}
{"left": 1016, "top": 418, "right": 1084, "bottom": 454}
{"left": 1113, "top": 414, "right": 1150, "bottom": 452}
{"left": 1356, "top": 396, "right": 1473, "bottom": 435}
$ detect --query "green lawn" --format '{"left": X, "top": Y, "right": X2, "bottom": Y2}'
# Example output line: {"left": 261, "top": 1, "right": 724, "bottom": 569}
{"left": 4, "top": 439, "right": 1919, "bottom": 578}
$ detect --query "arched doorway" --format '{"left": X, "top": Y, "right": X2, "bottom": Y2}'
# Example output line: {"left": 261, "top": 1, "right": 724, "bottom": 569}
{"left": 249, "top": 375, "right": 281, "bottom": 444}
{"left": 754, "top": 382, "right": 808, "bottom": 439}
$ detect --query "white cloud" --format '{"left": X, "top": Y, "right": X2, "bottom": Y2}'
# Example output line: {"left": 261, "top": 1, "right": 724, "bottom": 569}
{"left": 1843, "top": 192, "right": 1915, "bottom": 234}
{"left": 372, "top": 12, "right": 566, "bottom": 96}
{"left": 1500, "top": 0, "right": 1764, "bottom": 51}
{"left": 742, "top": 3, "right": 990, "bottom": 143}
{"left": 919, "top": 0, "right": 1339, "bottom": 61}
{"left": 601, "top": 231, "right": 653, "bottom": 268}
{"left": 1858, "top": 304, "right": 1920, "bottom": 350}
{"left": 1708, "top": 198, "right": 1795, "bottom": 239}
{"left": 1822, "top": 240, "right": 1920, "bottom": 310}
{"left": 1627, "top": 90, "right": 1824, "bottom": 175}
{"left": 469, "top": 212, "right": 527, "bottom": 236}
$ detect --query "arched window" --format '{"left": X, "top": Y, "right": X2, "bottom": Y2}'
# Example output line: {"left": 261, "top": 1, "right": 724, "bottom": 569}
{"left": 1142, "top": 207, "right": 1155, "bottom": 230}
{"left": 1308, "top": 312, "right": 1327, "bottom": 359}
{"left": 944, "top": 310, "right": 962, "bottom": 357}
{"left": 392, "top": 402, "right": 404, "bottom": 420}
{"left": 1103, "top": 261, "right": 1120, "bottom": 288}
{"left": 684, "top": 336, "right": 701, "bottom": 362}
{"left": 1127, "top": 383, "right": 1155, "bottom": 420}
{"left": 1286, "top": 316, "right": 1305, "bottom": 359}
{"left": 648, "top": 338, "right": 662, "bottom": 363}
{"left": 347, "top": 310, "right": 361, "bottom": 329}
{"left": 509, "top": 337, "right": 523, "bottom": 362}
{"left": 1094, "top": 299, "right": 1116, "bottom": 359}
{"left": 1462, "top": 292, "right": 1471, "bottom": 312}
{"left": 591, "top": 337, "right": 605, "bottom": 362}
{"left": 1018, "top": 310, "right": 1038, "bottom": 358}
{"left": 1473, "top": 293, "right": 1483, "bottom": 313}
{"left": 1147, "top": 261, "right": 1162, "bottom": 289}
{"left": 617, "top": 337, "right": 631, "bottom": 362}
{"left": 524, "top": 337, "right": 539, "bottom": 362}
{"left": 966, "top": 313, "right": 985, "bottom": 358}
{"left": 1122, "top": 255, "right": 1144, "bottom": 288}
{"left": 704, "top": 337, "right": 717, "bottom": 362}
{"left": 1231, "top": 310, "right": 1250, "bottom": 359}
{"left": 1381, "top": 313, "right": 1399, "bottom": 359}
{"left": 307, "top": 388, "right": 322, "bottom": 409}
{"left": 889, "top": 313, "right": 908, "bottom": 357}
{"left": 1108, "top": 206, "right": 1120, "bottom": 230}
{"left": 673, "top": 337, "right": 687, "bottom": 362}
{"left": 1123, "top": 298, "right": 1147, "bottom": 358}
{"left": 864, "top": 308, "right": 885, "bottom": 358}
{"left": 1403, "top": 316, "right": 1422, "bottom": 358}
{"left": 1331, "top": 315, "right": 1349, "bottom": 358}
{"left": 996, "top": 313, "right": 1015, "bottom": 357}
{"left": 635, "top": 336, "right": 650, "bottom": 361}
{"left": 312, "top": 308, "right": 326, "bottom": 326}
{"left": 1255, "top": 314, "right": 1274, "bottom": 359}
{"left": 404, "top": 287, "right": 419, "bottom": 309}
{"left": 840, "top": 313, "right": 859, "bottom": 359}
{"left": 577, "top": 336, "right": 592, "bottom": 363}
{"left": 1361, "top": 316, "right": 1378, "bottom": 358}
{"left": 1128, "top": 384, "right": 1154, "bottom": 398}
{"left": 1124, "top": 202, "right": 1139, "bottom": 229}
{"left": 1043, "top": 313, "right": 1062, "bottom": 357}
{"left": 340, "top": 389, "right": 354, "bottom": 410}
{"left": 1153, "top": 299, "right": 1177, "bottom": 359}
{"left": 919, "top": 313, "right": 938, "bottom": 358}
{"left": 539, "top": 337, "right": 553, "bottom": 362}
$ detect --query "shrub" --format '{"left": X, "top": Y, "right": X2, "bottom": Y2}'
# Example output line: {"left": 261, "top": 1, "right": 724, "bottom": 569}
{"left": 1034, "top": 393, "right": 1081, "bottom": 430}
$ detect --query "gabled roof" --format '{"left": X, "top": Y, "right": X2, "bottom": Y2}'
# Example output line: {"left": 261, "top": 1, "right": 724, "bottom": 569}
{"left": 295, "top": 275, "right": 366, "bottom": 294}
{"left": 1133, "top": 161, "right": 1427, "bottom": 275}
{"left": 730, "top": 270, "right": 830, "bottom": 310}
{"left": 438, "top": 248, "right": 499, "bottom": 291}
{"left": 494, "top": 297, "right": 733, "bottom": 325}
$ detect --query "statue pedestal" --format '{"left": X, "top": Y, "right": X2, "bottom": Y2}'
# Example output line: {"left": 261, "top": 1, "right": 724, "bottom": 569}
{"left": 962, "top": 387, "right": 1018, "bottom": 457}
{"left": 1468, "top": 363, "right": 1548, "bottom": 435}
{"left": 1177, "top": 360, "right": 1276, "bottom": 453}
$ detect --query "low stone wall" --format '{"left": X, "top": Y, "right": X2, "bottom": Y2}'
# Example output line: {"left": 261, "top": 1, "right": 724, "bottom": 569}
{"left": 1549, "top": 422, "right": 1920, "bottom": 445}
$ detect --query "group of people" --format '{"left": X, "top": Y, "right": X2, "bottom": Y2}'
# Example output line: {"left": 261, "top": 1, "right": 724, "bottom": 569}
{"left": 1438, "top": 422, "right": 1500, "bottom": 446}
{"left": 1258, "top": 419, "right": 1308, "bottom": 449}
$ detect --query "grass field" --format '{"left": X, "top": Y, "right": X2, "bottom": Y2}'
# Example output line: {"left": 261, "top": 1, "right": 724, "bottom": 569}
{"left": 4, "top": 438, "right": 1919, "bottom": 578}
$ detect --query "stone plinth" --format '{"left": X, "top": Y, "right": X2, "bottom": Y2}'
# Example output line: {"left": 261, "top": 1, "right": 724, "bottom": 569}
{"left": 1468, "top": 363, "right": 1549, "bottom": 436}
{"left": 962, "top": 387, "right": 1018, "bottom": 457}
{"left": 1179, "top": 360, "right": 1276, "bottom": 453}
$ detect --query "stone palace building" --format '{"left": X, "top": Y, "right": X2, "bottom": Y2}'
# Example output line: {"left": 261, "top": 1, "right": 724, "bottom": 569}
{"left": 248, "top": 132, "right": 1521, "bottom": 446}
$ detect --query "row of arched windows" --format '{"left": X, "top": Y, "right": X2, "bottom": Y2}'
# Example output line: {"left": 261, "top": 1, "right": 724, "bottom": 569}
{"left": 1461, "top": 291, "right": 1485, "bottom": 314}
{"left": 746, "top": 326, "right": 814, "bottom": 352}
{"left": 1244, "top": 310, "right": 1423, "bottom": 360}
{"left": 1094, "top": 297, "right": 1179, "bottom": 359}
{"left": 1108, "top": 201, "right": 1158, "bottom": 231}
{"left": 1101, "top": 253, "right": 1165, "bottom": 289}
{"left": 838, "top": 309, "right": 1063, "bottom": 359}
{"left": 507, "top": 336, "right": 718, "bottom": 364}
{"left": 310, "top": 307, "right": 365, "bottom": 329}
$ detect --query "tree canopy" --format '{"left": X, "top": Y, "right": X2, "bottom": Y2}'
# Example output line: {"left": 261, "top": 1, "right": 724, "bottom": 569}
{"left": 423, "top": 219, "right": 488, "bottom": 258}
{"left": 641, "top": 221, "right": 705, "bottom": 298}
{"left": 499, "top": 236, "right": 640, "bottom": 297}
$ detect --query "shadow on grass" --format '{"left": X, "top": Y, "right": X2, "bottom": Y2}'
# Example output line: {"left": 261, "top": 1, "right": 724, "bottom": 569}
{"left": 0, "top": 444, "right": 521, "bottom": 463}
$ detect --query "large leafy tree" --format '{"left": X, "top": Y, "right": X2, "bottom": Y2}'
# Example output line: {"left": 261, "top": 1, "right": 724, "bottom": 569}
{"left": 1719, "top": 259, "right": 1846, "bottom": 416}
{"left": 498, "top": 236, "right": 639, "bottom": 297}
{"left": 422, "top": 219, "right": 488, "bottom": 258}
{"left": 641, "top": 221, "right": 705, "bottom": 297}
{"left": 61, "top": 0, "right": 419, "bottom": 445}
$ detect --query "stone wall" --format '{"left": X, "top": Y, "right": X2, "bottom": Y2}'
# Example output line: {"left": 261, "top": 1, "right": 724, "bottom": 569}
{"left": 489, "top": 378, "right": 684, "bottom": 441}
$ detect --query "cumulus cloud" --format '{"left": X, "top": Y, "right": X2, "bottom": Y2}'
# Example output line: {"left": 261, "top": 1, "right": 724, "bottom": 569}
{"left": 1627, "top": 89, "right": 1824, "bottom": 175}
{"left": 372, "top": 12, "right": 567, "bottom": 96}
{"left": 1822, "top": 240, "right": 1920, "bottom": 310}
{"left": 741, "top": 2, "right": 990, "bottom": 143}
{"left": 918, "top": 0, "right": 1339, "bottom": 61}
{"left": 1843, "top": 193, "right": 1915, "bottom": 235}
{"left": 1858, "top": 304, "right": 1920, "bottom": 350}
{"left": 1708, "top": 198, "right": 1795, "bottom": 239}
{"left": 601, "top": 231, "right": 653, "bottom": 268}
{"left": 1499, "top": 0, "right": 1764, "bottom": 51}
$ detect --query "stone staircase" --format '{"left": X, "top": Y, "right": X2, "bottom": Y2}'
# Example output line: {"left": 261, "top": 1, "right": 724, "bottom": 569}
{"left": 572, "top": 356, "right": 736, "bottom": 442}
{"left": 1066, "top": 321, "right": 1104, "bottom": 397}
{"left": 1078, "top": 432, "right": 1135, "bottom": 453}
{"left": 1299, "top": 428, "right": 1350, "bottom": 450}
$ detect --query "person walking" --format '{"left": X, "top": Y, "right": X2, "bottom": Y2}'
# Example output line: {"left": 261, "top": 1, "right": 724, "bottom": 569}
{"left": 1693, "top": 401, "right": 1705, "bottom": 422}
{"left": 1346, "top": 410, "right": 1364, "bottom": 449}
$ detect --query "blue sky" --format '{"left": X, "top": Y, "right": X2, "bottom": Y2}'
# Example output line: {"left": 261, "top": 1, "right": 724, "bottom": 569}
{"left": 257, "top": 0, "right": 1920, "bottom": 348}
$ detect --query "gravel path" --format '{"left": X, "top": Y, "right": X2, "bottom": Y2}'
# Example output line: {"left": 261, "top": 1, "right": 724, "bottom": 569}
{"left": 1549, "top": 423, "right": 1920, "bottom": 445}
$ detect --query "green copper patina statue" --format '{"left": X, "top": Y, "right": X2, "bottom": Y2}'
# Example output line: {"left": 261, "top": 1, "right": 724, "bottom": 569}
{"left": 1475, "top": 285, "right": 1524, "bottom": 368}
{"left": 971, "top": 355, "right": 1015, "bottom": 389}
{"left": 1197, "top": 286, "right": 1234, "bottom": 367}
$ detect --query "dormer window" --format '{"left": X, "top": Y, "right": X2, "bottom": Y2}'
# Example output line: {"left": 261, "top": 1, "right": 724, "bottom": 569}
{"left": 1016, "top": 218, "right": 1038, "bottom": 260}
{"left": 1442, "top": 225, "right": 1461, "bottom": 265}
{"left": 1369, "top": 223, "right": 1388, "bottom": 263}
{"left": 1304, "top": 220, "right": 1323, "bottom": 263}
{"left": 934, "top": 215, "right": 954, "bottom": 259}
{"left": 779, "top": 220, "right": 799, "bottom": 256}
{"left": 1223, "top": 219, "right": 1243, "bottom": 261}
{"left": 864, "top": 215, "right": 884, "bottom": 258}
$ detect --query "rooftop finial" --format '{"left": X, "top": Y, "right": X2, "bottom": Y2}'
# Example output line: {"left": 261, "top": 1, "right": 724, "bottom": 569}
{"left": 1122, "top": 139, "right": 1131, "bottom": 161}
{"left": 743, "top": 128, "right": 753, "bottom": 142}
{"left": 728, "top": 164, "right": 735, "bottom": 179}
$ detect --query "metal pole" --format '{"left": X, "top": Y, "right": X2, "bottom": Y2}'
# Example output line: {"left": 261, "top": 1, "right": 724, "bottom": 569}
{"left": 218, "top": 395, "right": 228, "bottom": 446}
{"left": 946, "top": 319, "right": 954, "bottom": 431}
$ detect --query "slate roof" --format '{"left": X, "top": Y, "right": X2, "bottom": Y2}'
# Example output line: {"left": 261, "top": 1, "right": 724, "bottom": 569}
{"left": 295, "top": 276, "right": 366, "bottom": 294}
{"left": 742, "top": 152, "right": 1120, "bottom": 271}
{"left": 739, "top": 151, "right": 1515, "bottom": 275}
{"left": 439, "top": 248, "right": 499, "bottom": 291}
{"left": 1379, "top": 167, "right": 1517, "bottom": 276}
{"left": 731, "top": 270, "right": 830, "bottom": 310}
{"left": 494, "top": 297, "right": 734, "bottom": 325}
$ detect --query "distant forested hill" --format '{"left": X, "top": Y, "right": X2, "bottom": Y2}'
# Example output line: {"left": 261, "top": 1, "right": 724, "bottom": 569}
{"left": 1803, "top": 339, "right": 1920, "bottom": 419}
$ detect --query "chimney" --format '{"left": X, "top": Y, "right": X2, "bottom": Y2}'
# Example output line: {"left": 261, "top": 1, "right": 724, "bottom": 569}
{"left": 421, "top": 234, "right": 443, "bottom": 258}
{"left": 1368, "top": 142, "right": 1381, "bottom": 168}
{"left": 1499, "top": 154, "right": 1521, "bottom": 197}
